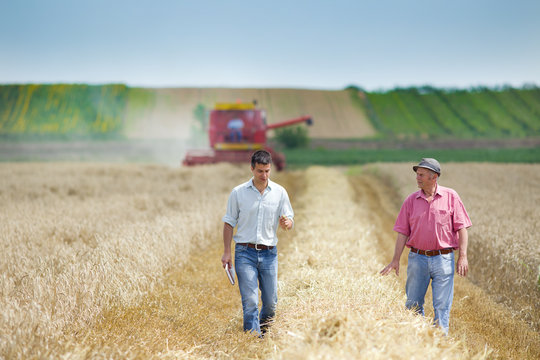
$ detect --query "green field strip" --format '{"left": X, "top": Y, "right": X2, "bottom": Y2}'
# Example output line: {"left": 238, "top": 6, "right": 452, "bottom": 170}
{"left": 367, "top": 92, "right": 421, "bottom": 136}
{"left": 2, "top": 85, "right": 27, "bottom": 133}
{"left": 283, "top": 147, "right": 540, "bottom": 166}
{"left": 512, "top": 88, "right": 540, "bottom": 131}
{"left": 0, "top": 84, "right": 128, "bottom": 138}
{"left": 349, "top": 89, "right": 388, "bottom": 135}
{"left": 419, "top": 91, "right": 473, "bottom": 137}
{"left": 364, "top": 93, "right": 398, "bottom": 133}
{"left": 390, "top": 90, "right": 431, "bottom": 134}
{"left": 440, "top": 91, "right": 499, "bottom": 136}
{"left": 483, "top": 89, "right": 529, "bottom": 135}
{"left": 0, "top": 86, "right": 18, "bottom": 129}
{"left": 409, "top": 90, "right": 454, "bottom": 135}
{"left": 391, "top": 91, "right": 426, "bottom": 134}
{"left": 488, "top": 90, "right": 536, "bottom": 134}
{"left": 505, "top": 89, "right": 540, "bottom": 132}
{"left": 368, "top": 93, "right": 402, "bottom": 134}
{"left": 468, "top": 90, "right": 526, "bottom": 136}
{"left": 395, "top": 89, "right": 450, "bottom": 136}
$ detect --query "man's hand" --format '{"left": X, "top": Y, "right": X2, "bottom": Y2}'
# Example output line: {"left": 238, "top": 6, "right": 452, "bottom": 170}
{"left": 380, "top": 233, "right": 407, "bottom": 276}
{"left": 380, "top": 260, "right": 400, "bottom": 276}
{"left": 221, "top": 252, "right": 232, "bottom": 269}
{"left": 457, "top": 254, "right": 468, "bottom": 277}
{"left": 279, "top": 215, "right": 292, "bottom": 230}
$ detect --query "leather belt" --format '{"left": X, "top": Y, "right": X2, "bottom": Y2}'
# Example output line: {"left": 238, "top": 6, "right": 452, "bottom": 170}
{"left": 237, "top": 243, "right": 274, "bottom": 250}
{"left": 410, "top": 247, "right": 453, "bottom": 256}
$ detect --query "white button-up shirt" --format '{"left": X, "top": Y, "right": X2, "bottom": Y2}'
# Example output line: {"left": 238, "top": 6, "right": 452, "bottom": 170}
{"left": 222, "top": 178, "right": 294, "bottom": 247}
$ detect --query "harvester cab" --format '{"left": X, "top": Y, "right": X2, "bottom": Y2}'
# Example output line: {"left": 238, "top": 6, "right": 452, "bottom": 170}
{"left": 183, "top": 101, "right": 312, "bottom": 170}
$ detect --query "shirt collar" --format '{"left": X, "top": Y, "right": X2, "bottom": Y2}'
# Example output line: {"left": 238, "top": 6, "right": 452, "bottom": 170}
{"left": 248, "top": 178, "right": 273, "bottom": 191}
{"left": 416, "top": 184, "right": 441, "bottom": 199}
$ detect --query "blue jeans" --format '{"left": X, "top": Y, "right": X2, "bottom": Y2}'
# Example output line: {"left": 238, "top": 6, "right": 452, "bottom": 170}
{"left": 405, "top": 251, "right": 455, "bottom": 335}
{"left": 234, "top": 244, "right": 278, "bottom": 335}
{"left": 230, "top": 129, "right": 242, "bottom": 142}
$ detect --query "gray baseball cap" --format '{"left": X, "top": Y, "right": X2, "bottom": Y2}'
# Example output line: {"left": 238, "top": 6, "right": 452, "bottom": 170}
{"left": 413, "top": 158, "right": 441, "bottom": 176}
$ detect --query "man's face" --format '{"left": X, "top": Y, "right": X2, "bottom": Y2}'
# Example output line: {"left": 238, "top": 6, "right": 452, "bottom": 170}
{"left": 416, "top": 167, "right": 436, "bottom": 188}
{"left": 251, "top": 162, "right": 271, "bottom": 184}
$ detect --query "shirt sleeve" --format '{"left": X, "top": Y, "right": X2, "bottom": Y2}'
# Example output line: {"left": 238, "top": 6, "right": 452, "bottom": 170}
{"left": 281, "top": 189, "right": 294, "bottom": 225}
{"left": 222, "top": 189, "right": 239, "bottom": 227}
{"left": 393, "top": 197, "right": 411, "bottom": 236}
{"left": 452, "top": 193, "right": 472, "bottom": 231}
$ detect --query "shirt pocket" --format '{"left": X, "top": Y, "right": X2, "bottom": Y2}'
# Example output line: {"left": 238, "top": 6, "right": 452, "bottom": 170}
{"left": 433, "top": 209, "right": 452, "bottom": 232}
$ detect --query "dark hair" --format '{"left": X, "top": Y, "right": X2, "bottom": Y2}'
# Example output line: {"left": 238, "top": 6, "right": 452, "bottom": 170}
{"left": 251, "top": 150, "right": 272, "bottom": 168}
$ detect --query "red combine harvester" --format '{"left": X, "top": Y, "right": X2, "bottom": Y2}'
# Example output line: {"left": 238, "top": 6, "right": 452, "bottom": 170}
{"left": 183, "top": 102, "right": 313, "bottom": 170}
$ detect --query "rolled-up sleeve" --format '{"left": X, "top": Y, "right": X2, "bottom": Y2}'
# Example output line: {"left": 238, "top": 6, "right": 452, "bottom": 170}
{"left": 281, "top": 191, "right": 294, "bottom": 220}
{"left": 281, "top": 190, "right": 294, "bottom": 225}
{"left": 452, "top": 194, "right": 472, "bottom": 231}
{"left": 393, "top": 198, "right": 411, "bottom": 236}
{"left": 222, "top": 189, "right": 239, "bottom": 227}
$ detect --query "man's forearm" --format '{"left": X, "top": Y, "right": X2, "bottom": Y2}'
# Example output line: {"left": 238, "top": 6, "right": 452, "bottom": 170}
{"left": 223, "top": 223, "right": 233, "bottom": 253}
{"left": 221, "top": 223, "right": 234, "bottom": 268}
{"left": 392, "top": 233, "right": 408, "bottom": 262}
{"left": 458, "top": 228, "right": 468, "bottom": 256}
{"left": 456, "top": 227, "right": 469, "bottom": 276}
{"left": 380, "top": 232, "right": 409, "bottom": 276}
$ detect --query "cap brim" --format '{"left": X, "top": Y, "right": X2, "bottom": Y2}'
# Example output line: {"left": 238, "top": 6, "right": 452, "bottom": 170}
{"left": 413, "top": 165, "right": 440, "bottom": 175}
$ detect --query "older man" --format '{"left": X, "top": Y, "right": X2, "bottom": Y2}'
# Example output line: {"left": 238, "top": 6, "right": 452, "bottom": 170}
{"left": 380, "top": 158, "right": 472, "bottom": 335}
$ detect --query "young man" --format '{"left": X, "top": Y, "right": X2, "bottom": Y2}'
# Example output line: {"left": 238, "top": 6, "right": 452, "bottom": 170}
{"left": 380, "top": 158, "right": 472, "bottom": 335}
{"left": 221, "top": 150, "right": 294, "bottom": 336}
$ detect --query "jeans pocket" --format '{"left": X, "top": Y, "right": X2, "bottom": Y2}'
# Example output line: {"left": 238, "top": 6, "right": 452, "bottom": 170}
{"left": 441, "top": 253, "right": 454, "bottom": 261}
{"left": 235, "top": 244, "right": 247, "bottom": 253}
{"left": 439, "top": 253, "right": 455, "bottom": 275}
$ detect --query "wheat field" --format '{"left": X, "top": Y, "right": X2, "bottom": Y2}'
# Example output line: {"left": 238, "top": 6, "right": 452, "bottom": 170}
{"left": 0, "top": 163, "right": 242, "bottom": 358}
{"left": 1, "top": 162, "right": 538, "bottom": 359}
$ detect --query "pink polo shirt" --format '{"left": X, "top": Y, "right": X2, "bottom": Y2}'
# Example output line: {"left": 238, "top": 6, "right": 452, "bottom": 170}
{"left": 393, "top": 185, "right": 472, "bottom": 250}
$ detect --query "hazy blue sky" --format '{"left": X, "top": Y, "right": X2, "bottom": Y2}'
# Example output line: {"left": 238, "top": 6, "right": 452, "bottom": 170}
{"left": 1, "top": 0, "right": 539, "bottom": 90}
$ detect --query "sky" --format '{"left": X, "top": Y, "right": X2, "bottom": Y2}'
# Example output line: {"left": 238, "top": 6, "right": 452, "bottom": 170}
{"left": 1, "top": 0, "right": 539, "bottom": 91}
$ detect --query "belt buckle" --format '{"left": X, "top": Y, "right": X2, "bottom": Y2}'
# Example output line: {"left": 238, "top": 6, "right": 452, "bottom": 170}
{"left": 255, "top": 243, "right": 261, "bottom": 250}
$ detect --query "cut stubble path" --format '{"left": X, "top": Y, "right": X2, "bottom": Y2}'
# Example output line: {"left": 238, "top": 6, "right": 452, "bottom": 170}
{"left": 71, "top": 168, "right": 538, "bottom": 359}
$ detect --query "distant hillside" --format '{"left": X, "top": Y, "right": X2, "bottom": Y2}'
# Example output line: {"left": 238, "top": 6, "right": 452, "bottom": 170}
{"left": 0, "top": 84, "right": 131, "bottom": 139}
{"left": 355, "top": 85, "right": 540, "bottom": 139}
{"left": 1, "top": 84, "right": 539, "bottom": 141}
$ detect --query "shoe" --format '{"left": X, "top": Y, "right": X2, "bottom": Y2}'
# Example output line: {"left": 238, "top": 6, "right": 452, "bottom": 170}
{"left": 260, "top": 323, "right": 269, "bottom": 336}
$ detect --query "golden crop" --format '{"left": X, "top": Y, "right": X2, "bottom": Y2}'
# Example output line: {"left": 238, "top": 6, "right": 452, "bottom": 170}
{"left": 1, "top": 162, "right": 537, "bottom": 359}
{"left": 0, "top": 162, "right": 244, "bottom": 358}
